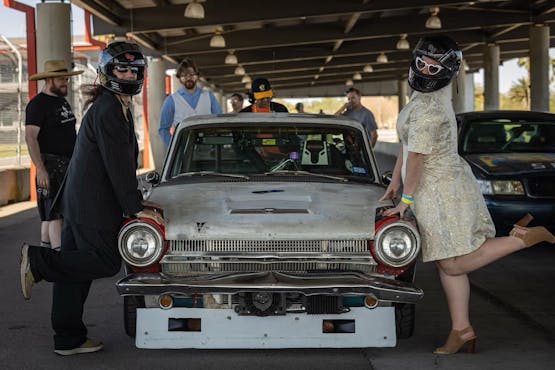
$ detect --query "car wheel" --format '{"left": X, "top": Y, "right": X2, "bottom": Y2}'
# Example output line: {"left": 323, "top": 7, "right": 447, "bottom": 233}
{"left": 124, "top": 295, "right": 145, "bottom": 338}
{"left": 395, "top": 303, "right": 415, "bottom": 339}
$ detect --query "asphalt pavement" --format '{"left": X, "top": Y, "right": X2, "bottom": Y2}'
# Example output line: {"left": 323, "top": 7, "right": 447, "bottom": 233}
{"left": 1, "top": 153, "right": 554, "bottom": 369}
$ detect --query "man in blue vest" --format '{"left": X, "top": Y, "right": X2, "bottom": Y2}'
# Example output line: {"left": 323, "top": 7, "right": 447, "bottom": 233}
{"left": 158, "top": 58, "right": 222, "bottom": 147}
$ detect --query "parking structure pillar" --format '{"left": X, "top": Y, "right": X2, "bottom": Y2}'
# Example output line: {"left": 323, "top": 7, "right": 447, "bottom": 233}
{"left": 452, "top": 59, "right": 467, "bottom": 113}
{"left": 397, "top": 79, "right": 407, "bottom": 112}
{"left": 36, "top": 2, "right": 72, "bottom": 105}
{"left": 146, "top": 57, "right": 167, "bottom": 170}
{"left": 529, "top": 24, "right": 550, "bottom": 112}
{"left": 464, "top": 71, "right": 475, "bottom": 112}
{"left": 483, "top": 43, "right": 500, "bottom": 111}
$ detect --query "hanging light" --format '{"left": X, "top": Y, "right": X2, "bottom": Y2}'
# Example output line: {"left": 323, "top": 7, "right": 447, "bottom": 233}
{"left": 377, "top": 52, "right": 388, "bottom": 63}
{"left": 425, "top": 7, "right": 442, "bottom": 29}
{"left": 210, "top": 29, "right": 226, "bottom": 48}
{"left": 184, "top": 0, "right": 205, "bottom": 19}
{"left": 314, "top": 74, "right": 319, "bottom": 80}
{"left": 353, "top": 72, "right": 362, "bottom": 80}
{"left": 363, "top": 64, "right": 373, "bottom": 73}
{"left": 234, "top": 65, "right": 245, "bottom": 75}
{"left": 396, "top": 34, "right": 410, "bottom": 50}
{"left": 245, "top": 82, "right": 252, "bottom": 89}
{"left": 345, "top": 78, "right": 354, "bottom": 86}
{"left": 241, "top": 75, "right": 251, "bottom": 83}
{"left": 225, "top": 50, "right": 238, "bottom": 65}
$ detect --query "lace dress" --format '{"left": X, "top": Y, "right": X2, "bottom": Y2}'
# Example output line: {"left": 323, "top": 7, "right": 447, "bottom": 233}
{"left": 396, "top": 86, "right": 495, "bottom": 262}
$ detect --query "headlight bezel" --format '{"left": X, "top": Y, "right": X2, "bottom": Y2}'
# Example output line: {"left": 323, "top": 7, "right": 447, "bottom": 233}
{"left": 118, "top": 219, "right": 165, "bottom": 267}
{"left": 373, "top": 220, "right": 420, "bottom": 268}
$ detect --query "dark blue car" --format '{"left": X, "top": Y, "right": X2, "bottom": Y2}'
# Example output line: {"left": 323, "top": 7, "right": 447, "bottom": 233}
{"left": 457, "top": 110, "right": 555, "bottom": 235}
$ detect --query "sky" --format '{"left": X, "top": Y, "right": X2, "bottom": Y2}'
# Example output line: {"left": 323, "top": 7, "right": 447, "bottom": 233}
{"left": 1, "top": 1, "right": 552, "bottom": 94}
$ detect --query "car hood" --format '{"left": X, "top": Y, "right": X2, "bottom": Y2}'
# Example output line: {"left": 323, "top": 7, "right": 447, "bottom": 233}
{"left": 465, "top": 153, "right": 555, "bottom": 176}
{"left": 148, "top": 182, "right": 389, "bottom": 240}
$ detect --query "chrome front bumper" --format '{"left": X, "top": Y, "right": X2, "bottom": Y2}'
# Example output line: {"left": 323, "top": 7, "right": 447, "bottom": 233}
{"left": 116, "top": 271, "right": 424, "bottom": 304}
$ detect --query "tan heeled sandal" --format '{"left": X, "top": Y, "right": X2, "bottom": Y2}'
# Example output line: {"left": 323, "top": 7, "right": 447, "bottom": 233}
{"left": 434, "top": 326, "right": 477, "bottom": 355}
{"left": 510, "top": 225, "right": 555, "bottom": 247}
{"left": 514, "top": 213, "right": 534, "bottom": 227}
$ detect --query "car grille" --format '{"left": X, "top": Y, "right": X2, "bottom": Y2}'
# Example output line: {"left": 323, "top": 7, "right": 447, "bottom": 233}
{"left": 161, "top": 239, "right": 377, "bottom": 275}
{"left": 526, "top": 176, "right": 555, "bottom": 197}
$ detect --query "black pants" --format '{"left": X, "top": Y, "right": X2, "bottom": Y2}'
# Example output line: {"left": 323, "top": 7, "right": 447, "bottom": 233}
{"left": 29, "top": 220, "right": 121, "bottom": 350}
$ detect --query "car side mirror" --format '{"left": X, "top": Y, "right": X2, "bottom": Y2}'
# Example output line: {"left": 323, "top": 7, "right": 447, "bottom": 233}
{"left": 145, "top": 171, "right": 160, "bottom": 185}
{"left": 381, "top": 171, "right": 393, "bottom": 185}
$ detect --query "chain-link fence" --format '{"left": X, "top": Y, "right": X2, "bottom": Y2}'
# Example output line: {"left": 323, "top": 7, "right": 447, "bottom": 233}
{"left": 0, "top": 40, "right": 144, "bottom": 169}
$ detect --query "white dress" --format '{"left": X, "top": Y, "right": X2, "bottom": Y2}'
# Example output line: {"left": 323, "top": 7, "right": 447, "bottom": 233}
{"left": 396, "top": 85, "right": 496, "bottom": 262}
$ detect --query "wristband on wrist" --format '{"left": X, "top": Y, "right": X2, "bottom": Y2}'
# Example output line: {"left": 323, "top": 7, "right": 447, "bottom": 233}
{"left": 401, "top": 193, "right": 414, "bottom": 205}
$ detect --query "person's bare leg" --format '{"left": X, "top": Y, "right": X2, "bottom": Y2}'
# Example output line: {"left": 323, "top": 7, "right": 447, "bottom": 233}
{"left": 48, "top": 218, "right": 63, "bottom": 249}
{"left": 438, "top": 236, "right": 525, "bottom": 276}
{"left": 434, "top": 264, "right": 477, "bottom": 354}
{"left": 437, "top": 264, "right": 472, "bottom": 331}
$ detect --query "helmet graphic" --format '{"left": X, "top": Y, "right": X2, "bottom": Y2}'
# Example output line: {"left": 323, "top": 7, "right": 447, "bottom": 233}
{"left": 408, "top": 35, "right": 462, "bottom": 93}
{"left": 97, "top": 41, "right": 147, "bottom": 96}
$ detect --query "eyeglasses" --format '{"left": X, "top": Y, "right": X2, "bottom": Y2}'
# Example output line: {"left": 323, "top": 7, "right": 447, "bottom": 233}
{"left": 415, "top": 56, "right": 445, "bottom": 75}
{"left": 114, "top": 65, "right": 140, "bottom": 74}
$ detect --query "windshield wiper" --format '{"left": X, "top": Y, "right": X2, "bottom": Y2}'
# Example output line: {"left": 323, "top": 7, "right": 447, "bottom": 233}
{"left": 264, "top": 170, "right": 348, "bottom": 182}
{"left": 175, "top": 171, "right": 250, "bottom": 180}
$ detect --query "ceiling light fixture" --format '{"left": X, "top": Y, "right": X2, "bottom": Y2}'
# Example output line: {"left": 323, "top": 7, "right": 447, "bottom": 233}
{"left": 353, "top": 72, "right": 362, "bottom": 80}
{"left": 234, "top": 65, "right": 245, "bottom": 75}
{"left": 363, "top": 64, "right": 373, "bottom": 72}
{"left": 377, "top": 52, "right": 388, "bottom": 63}
{"left": 245, "top": 82, "right": 252, "bottom": 89}
{"left": 425, "top": 7, "right": 442, "bottom": 29}
{"left": 396, "top": 33, "right": 410, "bottom": 50}
{"left": 184, "top": 0, "right": 205, "bottom": 19}
{"left": 241, "top": 75, "right": 251, "bottom": 83}
{"left": 210, "top": 29, "right": 225, "bottom": 48}
{"left": 225, "top": 50, "right": 238, "bottom": 65}
{"left": 345, "top": 78, "right": 354, "bottom": 86}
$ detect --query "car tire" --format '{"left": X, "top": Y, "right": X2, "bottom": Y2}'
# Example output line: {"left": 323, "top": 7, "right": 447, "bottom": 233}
{"left": 124, "top": 295, "right": 145, "bottom": 338}
{"left": 395, "top": 303, "right": 415, "bottom": 339}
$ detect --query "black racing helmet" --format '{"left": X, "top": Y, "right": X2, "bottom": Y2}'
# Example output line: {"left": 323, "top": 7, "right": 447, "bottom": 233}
{"left": 97, "top": 41, "right": 146, "bottom": 96}
{"left": 408, "top": 35, "right": 462, "bottom": 93}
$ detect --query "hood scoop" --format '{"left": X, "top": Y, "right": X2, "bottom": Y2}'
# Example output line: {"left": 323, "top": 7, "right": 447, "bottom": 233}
{"left": 230, "top": 208, "right": 309, "bottom": 214}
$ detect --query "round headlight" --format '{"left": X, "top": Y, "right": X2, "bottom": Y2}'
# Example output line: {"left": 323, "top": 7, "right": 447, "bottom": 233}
{"left": 374, "top": 221, "right": 420, "bottom": 267}
{"left": 118, "top": 220, "right": 164, "bottom": 267}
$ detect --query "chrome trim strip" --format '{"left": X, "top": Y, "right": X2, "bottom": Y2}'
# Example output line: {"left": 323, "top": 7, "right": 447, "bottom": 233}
{"left": 116, "top": 271, "right": 424, "bottom": 304}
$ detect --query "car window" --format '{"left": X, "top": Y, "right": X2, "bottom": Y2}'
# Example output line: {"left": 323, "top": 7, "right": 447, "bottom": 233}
{"left": 462, "top": 120, "right": 555, "bottom": 153}
{"left": 168, "top": 124, "right": 374, "bottom": 181}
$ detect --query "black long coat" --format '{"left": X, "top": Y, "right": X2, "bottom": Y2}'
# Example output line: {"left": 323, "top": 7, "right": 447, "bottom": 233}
{"left": 60, "top": 88, "right": 143, "bottom": 230}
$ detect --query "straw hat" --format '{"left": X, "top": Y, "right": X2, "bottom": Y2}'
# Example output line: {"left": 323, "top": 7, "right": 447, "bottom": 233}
{"left": 29, "top": 60, "right": 84, "bottom": 81}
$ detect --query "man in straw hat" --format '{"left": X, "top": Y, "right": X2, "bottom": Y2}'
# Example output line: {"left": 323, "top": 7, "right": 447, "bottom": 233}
{"left": 25, "top": 59, "right": 83, "bottom": 251}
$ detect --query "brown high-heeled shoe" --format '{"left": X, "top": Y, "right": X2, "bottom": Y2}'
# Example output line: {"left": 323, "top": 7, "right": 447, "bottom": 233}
{"left": 510, "top": 225, "right": 555, "bottom": 247}
{"left": 434, "top": 326, "right": 477, "bottom": 355}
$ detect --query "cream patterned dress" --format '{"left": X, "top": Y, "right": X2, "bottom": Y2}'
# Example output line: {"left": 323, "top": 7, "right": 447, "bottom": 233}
{"left": 397, "top": 85, "right": 495, "bottom": 262}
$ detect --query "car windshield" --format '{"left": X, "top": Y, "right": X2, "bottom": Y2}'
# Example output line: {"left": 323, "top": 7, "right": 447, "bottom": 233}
{"left": 168, "top": 124, "right": 374, "bottom": 181}
{"left": 461, "top": 119, "right": 555, "bottom": 154}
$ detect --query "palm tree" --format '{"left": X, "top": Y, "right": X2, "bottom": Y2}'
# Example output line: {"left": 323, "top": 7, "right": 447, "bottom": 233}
{"left": 507, "top": 77, "right": 530, "bottom": 108}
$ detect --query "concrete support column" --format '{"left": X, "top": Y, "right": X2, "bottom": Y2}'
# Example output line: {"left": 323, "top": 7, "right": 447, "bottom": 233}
{"left": 397, "top": 79, "right": 407, "bottom": 112}
{"left": 147, "top": 57, "right": 167, "bottom": 170}
{"left": 452, "top": 59, "right": 467, "bottom": 113}
{"left": 36, "top": 2, "right": 72, "bottom": 103}
{"left": 530, "top": 24, "right": 550, "bottom": 112}
{"left": 483, "top": 43, "right": 500, "bottom": 111}
{"left": 171, "top": 73, "right": 180, "bottom": 94}
{"left": 465, "top": 72, "right": 475, "bottom": 112}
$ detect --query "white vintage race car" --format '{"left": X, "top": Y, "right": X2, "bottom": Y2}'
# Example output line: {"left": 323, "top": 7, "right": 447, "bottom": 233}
{"left": 117, "top": 113, "right": 423, "bottom": 349}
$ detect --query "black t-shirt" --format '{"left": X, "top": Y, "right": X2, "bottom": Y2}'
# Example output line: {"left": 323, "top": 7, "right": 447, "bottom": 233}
{"left": 240, "top": 102, "right": 289, "bottom": 112}
{"left": 25, "top": 92, "right": 76, "bottom": 157}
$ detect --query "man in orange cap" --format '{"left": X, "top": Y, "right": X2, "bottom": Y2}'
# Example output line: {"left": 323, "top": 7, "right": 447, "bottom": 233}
{"left": 25, "top": 60, "right": 83, "bottom": 251}
{"left": 240, "top": 77, "right": 288, "bottom": 112}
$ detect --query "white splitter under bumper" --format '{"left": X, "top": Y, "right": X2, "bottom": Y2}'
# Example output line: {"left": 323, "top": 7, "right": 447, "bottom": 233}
{"left": 136, "top": 306, "right": 396, "bottom": 349}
